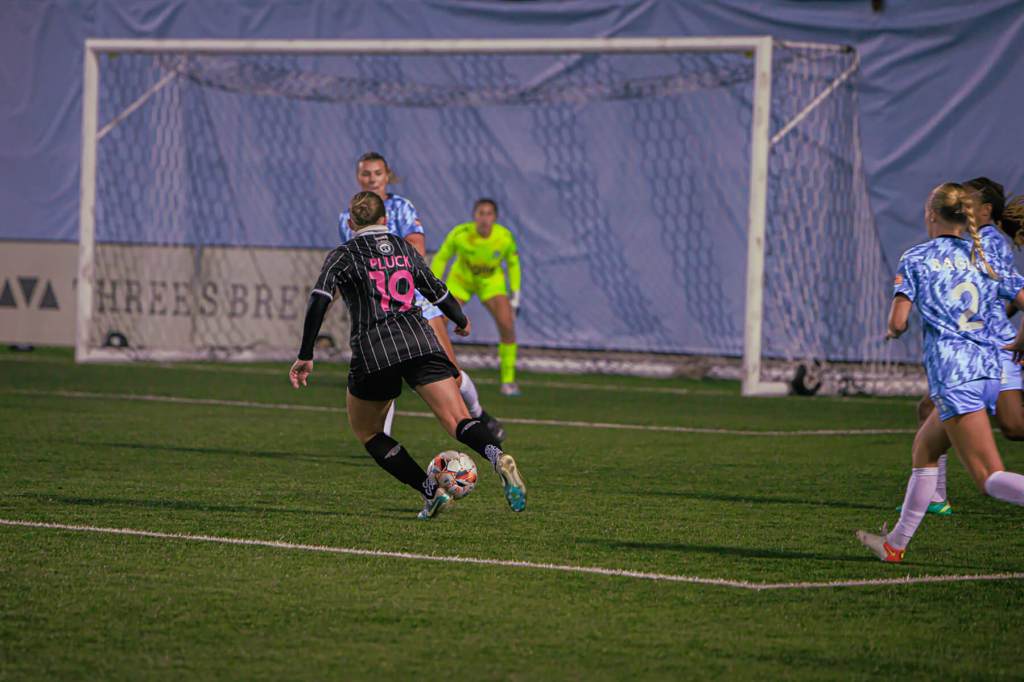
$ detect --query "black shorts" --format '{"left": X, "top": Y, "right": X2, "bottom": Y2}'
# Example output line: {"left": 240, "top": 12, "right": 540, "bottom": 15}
{"left": 347, "top": 352, "right": 459, "bottom": 402}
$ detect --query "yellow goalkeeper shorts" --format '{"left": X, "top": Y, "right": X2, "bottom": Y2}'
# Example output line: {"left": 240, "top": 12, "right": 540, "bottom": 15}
{"left": 447, "top": 270, "right": 508, "bottom": 303}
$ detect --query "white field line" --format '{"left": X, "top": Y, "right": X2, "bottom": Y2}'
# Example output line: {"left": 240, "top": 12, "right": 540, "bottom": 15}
{"left": 174, "top": 363, "right": 703, "bottom": 396}
{"left": 0, "top": 354, "right": 925, "bottom": 404}
{"left": 8, "top": 389, "right": 917, "bottom": 437}
{"left": 0, "top": 354, "right": 703, "bottom": 396}
{"left": 2, "top": 518, "right": 1021, "bottom": 592}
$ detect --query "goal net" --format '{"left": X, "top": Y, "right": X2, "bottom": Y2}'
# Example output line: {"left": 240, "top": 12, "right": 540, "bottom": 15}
{"left": 78, "top": 38, "right": 919, "bottom": 394}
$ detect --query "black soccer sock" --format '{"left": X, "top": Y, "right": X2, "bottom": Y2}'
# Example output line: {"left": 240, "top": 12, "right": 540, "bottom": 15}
{"left": 364, "top": 433, "right": 435, "bottom": 498}
{"left": 456, "top": 418, "right": 504, "bottom": 469}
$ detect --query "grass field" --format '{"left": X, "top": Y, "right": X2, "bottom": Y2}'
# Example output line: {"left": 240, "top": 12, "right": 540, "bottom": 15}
{"left": 2, "top": 347, "right": 1023, "bottom": 680}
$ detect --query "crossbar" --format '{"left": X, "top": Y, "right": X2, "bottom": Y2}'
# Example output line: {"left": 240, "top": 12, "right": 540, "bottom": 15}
{"left": 85, "top": 37, "right": 774, "bottom": 55}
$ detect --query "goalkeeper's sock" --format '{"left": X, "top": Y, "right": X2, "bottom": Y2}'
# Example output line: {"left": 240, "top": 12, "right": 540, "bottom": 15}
{"left": 364, "top": 433, "right": 434, "bottom": 498}
{"left": 458, "top": 370, "right": 483, "bottom": 418}
{"left": 456, "top": 417, "right": 504, "bottom": 469}
{"left": 498, "top": 343, "right": 517, "bottom": 385}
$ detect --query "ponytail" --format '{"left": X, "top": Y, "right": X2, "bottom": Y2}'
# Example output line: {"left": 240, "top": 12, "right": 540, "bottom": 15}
{"left": 349, "top": 191, "right": 386, "bottom": 228}
{"left": 930, "top": 182, "right": 999, "bottom": 280}
{"left": 964, "top": 195, "right": 998, "bottom": 280}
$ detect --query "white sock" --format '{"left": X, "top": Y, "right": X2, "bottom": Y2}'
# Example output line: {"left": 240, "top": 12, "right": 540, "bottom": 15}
{"left": 887, "top": 467, "right": 939, "bottom": 550}
{"left": 984, "top": 470, "right": 1024, "bottom": 505}
{"left": 459, "top": 370, "right": 483, "bottom": 418}
{"left": 932, "top": 454, "right": 948, "bottom": 503}
{"left": 383, "top": 400, "right": 396, "bottom": 436}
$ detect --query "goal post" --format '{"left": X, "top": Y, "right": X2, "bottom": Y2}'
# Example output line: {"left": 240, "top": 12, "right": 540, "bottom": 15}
{"left": 77, "top": 37, "right": 894, "bottom": 394}
{"left": 740, "top": 37, "right": 782, "bottom": 397}
{"left": 76, "top": 43, "right": 100, "bottom": 364}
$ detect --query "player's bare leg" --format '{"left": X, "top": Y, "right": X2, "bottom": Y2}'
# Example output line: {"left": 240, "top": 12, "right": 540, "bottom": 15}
{"left": 946, "top": 410, "right": 1024, "bottom": 502}
{"left": 415, "top": 377, "right": 525, "bottom": 511}
{"left": 916, "top": 395, "right": 935, "bottom": 425}
{"left": 994, "top": 389, "right": 1024, "bottom": 440}
{"left": 900, "top": 394, "right": 952, "bottom": 515}
{"left": 383, "top": 310, "right": 471, "bottom": 438}
{"left": 430, "top": 312, "right": 506, "bottom": 442}
{"left": 944, "top": 410, "right": 1007, "bottom": 494}
{"left": 346, "top": 390, "right": 451, "bottom": 518}
{"left": 429, "top": 315, "right": 462, "bottom": 385}
{"left": 483, "top": 294, "right": 519, "bottom": 396}
{"left": 858, "top": 410, "right": 947, "bottom": 562}
{"left": 864, "top": 407, "right": 1024, "bottom": 561}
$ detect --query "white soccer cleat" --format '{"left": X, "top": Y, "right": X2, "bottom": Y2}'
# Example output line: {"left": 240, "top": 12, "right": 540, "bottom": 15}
{"left": 417, "top": 487, "right": 454, "bottom": 520}
{"left": 496, "top": 454, "right": 526, "bottom": 512}
{"left": 855, "top": 523, "right": 905, "bottom": 563}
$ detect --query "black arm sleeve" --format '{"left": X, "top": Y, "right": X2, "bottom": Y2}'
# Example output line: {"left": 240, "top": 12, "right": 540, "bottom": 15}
{"left": 400, "top": 238, "right": 466, "bottom": 327}
{"left": 436, "top": 293, "right": 468, "bottom": 329}
{"left": 297, "top": 293, "right": 331, "bottom": 360}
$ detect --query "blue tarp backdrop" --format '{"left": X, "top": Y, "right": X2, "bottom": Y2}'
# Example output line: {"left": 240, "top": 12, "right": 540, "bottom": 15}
{"left": 2, "top": 0, "right": 1023, "bottom": 357}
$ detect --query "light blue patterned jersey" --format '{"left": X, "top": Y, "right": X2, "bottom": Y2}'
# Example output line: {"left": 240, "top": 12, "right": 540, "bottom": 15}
{"left": 338, "top": 192, "right": 442, "bottom": 321}
{"left": 338, "top": 193, "right": 423, "bottom": 243}
{"left": 894, "top": 234, "right": 1024, "bottom": 392}
{"left": 980, "top": 224, "right": 1018, "bottom": 345}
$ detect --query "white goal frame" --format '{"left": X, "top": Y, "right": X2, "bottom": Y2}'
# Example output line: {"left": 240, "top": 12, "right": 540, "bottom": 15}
{"left": 78, "top": 36, "right": 853, "bottom": 395}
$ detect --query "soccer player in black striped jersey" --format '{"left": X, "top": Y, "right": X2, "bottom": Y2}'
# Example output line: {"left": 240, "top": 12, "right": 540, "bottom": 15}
{"left": 340, "top": 152, "right": 505, "bottom": 443}
{"left": 289, "top": 191, "right": 526, "bottom": 519}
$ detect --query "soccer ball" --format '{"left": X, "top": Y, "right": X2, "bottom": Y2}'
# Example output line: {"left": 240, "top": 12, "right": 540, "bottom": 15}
{"left": 427, "top": 451, "right": 478, "bottom": 499}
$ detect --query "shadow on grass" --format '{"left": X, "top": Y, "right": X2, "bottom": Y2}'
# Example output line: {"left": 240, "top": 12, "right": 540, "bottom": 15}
{"left": 15, "top": 492, "right": 348, "bottom": 517}
{"left": 585, "top": 538, "right": 878, "bottom": 564}
{"left": 634, "top": 489, "right": 1011, "bottom": 521}
{"left": 583, "top": 538, "right": 1018, "bottom": 572}
{"left": 631, "top": 490, "right": 888, "bottom": 512}
{"left": 377, "top": 506, "right": 425, "bottom": 521}
{"left": 95, "top": 441, "right": 372, "bottom": 466}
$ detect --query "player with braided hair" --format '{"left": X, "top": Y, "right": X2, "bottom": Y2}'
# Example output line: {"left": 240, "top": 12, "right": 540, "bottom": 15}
{"left": 968, "top": 176, "right": 1024, "bottom": 247}
{"left": 857, "top": 182, "right": 1024, "bottom": 562}
{"left": 963, "top": 177, "right": 1024, "bottom": 438}
{"left": 907, "top": 177, "right": 1024, "bottom": 517}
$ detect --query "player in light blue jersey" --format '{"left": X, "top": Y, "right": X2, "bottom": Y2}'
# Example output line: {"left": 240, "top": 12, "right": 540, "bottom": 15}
{"left": 857, "top": 182, "right": 1024, "bottom": 563}
{"left": 904, "top": 177, "right": 1024, "bottom": 516}
{"left": 339, "top": 152, "right": 505, "bottom": 441}
{"left": 963, "top": 178, "right": 1024, "bottom": 439}
{"left": 338, "top": 186, "right": 423, "bottom": 244}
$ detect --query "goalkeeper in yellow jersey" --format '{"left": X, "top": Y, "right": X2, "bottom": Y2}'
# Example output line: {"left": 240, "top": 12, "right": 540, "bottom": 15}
{"left": 431, "top": 199, "right": 522, "bottom": 396}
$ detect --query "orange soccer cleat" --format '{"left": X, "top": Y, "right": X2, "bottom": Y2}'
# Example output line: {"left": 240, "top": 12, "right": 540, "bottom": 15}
{"left": 855, "top": 525, "right": 906, "bottom": 563}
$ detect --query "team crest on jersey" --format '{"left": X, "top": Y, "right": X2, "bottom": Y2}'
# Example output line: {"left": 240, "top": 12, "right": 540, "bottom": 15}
{"left": 376, "top": 239, "right": 394, "bottom": 255}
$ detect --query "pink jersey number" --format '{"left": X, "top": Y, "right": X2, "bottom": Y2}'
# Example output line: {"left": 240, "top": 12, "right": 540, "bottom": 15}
{"left": 369, "top": 269, "right": 415, "bottom": 312}
{"left": 389, "top": 270, "right": 415, "bottom": 312}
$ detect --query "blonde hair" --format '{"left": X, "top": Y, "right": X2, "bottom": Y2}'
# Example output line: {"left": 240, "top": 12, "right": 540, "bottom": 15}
{"left": 930, "top": 182, "right": 998, "bottom": 279}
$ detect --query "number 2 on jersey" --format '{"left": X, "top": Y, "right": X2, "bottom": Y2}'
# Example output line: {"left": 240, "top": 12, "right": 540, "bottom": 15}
{"left": 949, "top": 281, "right": 983, "bottom": 332}
{"left": 369, "top": 269, "right": 415, "bottom": 312}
